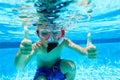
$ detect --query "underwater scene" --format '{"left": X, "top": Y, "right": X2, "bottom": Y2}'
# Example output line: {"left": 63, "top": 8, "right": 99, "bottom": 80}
{"left": 0, "top": 0, "right": 120, "bottom": 80}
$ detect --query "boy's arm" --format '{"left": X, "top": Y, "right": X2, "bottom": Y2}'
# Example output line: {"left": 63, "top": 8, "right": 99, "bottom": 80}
{"left": 14, "top": 26, "right": 36, "bottom": 70}
{"left": 63, "top": 38, "right": 87, "bottom": 55}
{"left": 14, "top": 44, "right": 36, "bottom": 70}
{"left": 63, "top": 33, "right": 97, "bottom": 59}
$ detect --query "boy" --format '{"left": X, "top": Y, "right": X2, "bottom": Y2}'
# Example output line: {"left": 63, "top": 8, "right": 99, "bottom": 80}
{"left": 14, "top": 25, "right": 97, "bottom": 80}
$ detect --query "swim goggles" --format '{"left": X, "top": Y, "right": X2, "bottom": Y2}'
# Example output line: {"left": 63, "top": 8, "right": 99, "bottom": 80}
{"left": 36, "top": 28, "right": 65, "bottom": 42}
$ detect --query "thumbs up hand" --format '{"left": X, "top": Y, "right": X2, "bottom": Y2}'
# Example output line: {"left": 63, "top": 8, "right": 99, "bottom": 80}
{"left": 86, "top": 32, "right": 97, "bottom": 59}
{"left": 20, "top": 26, "right": 32, "bottom": 55}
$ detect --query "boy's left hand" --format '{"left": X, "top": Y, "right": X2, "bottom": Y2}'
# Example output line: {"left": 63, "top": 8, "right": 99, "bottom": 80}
{"left": 86, "top": 33, "right": 97, "bottom": 59}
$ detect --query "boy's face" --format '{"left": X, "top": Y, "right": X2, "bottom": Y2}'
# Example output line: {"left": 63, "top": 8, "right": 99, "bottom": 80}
{"left": 37, "top": 26, "right": 63, "bottom": 43}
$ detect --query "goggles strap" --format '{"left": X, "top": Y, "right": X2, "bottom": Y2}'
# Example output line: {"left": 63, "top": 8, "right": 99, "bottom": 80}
{"left": 58, "top": 37, "right": 64, "bottom": 45}
{"left": 61, "top": 29, "right": 65, "bottom": 37}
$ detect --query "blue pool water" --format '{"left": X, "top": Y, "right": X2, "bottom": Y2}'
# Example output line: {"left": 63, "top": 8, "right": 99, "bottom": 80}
{"left": 0, "top": 0, "right": 120, "bottom": 80}
{"left": 1, "top": 43, "right": 120, "bottom": 80}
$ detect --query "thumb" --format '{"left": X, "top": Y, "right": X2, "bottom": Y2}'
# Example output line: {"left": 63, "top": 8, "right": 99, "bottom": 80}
{"left": 24, "top": 26, "right": 29, "bottom": 39}
{"left": 87, "top": 32, "right": 92, "bottom": 47}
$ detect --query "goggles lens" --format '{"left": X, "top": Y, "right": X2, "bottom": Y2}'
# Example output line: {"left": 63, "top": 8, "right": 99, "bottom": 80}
{"left": 52, "top": 30, "right": 61, "bottom": 37}
{"left": 39, "top": 29, "right": 62, "bottom": 40}
{"left": 40, "top": 30, "right": 50, "bottom": 37}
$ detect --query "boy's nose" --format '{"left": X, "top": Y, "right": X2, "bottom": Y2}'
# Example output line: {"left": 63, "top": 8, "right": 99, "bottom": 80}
{"left": 48, "top": 35, "right": 54, "bottom": 42}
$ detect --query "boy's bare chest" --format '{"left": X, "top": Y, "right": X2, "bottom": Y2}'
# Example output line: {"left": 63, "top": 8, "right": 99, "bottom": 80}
{"left": 36, "top": 46, "right": 61, "bottom": 61}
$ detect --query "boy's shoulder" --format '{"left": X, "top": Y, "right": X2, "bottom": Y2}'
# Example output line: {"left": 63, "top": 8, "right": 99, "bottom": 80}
{"left": 63, "top": 38, "right": 71, "bottom": 43}
{"left": 60, "top": 38, "right": 71, "bottom": 46}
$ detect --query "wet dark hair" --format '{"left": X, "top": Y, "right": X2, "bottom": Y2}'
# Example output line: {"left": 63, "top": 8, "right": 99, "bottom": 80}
{"left": 36, "top": 28, "right": 40, "bottom": 37}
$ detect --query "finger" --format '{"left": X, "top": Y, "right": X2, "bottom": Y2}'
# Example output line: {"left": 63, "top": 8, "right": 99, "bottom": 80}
{"left": 21, "top": 42, "right": 32, "bottom": 47}
{"left": 20, "top": 44, "right": 32, "bottom": 51}
{"left": 24, "top": 26, "right": 29, "bottom": 39}
{"left": 88, "top": 56, "right": 96, "bottom": 59}
{"left": 87, "top": 32, "right": 92, "bottom": 47}
{"left": 21, "top": 39, "right": 32, "bottom": 46}
{"left": 87, "top": 49, "right": 97, "bottom": 54}
{"left": 20, "top": 50, "right": 31, "bottom": 54}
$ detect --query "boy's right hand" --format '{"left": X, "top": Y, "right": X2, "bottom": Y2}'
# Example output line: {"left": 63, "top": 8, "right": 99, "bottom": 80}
{"left": 20, "top": 26, "right": 32, "bottom": 55}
